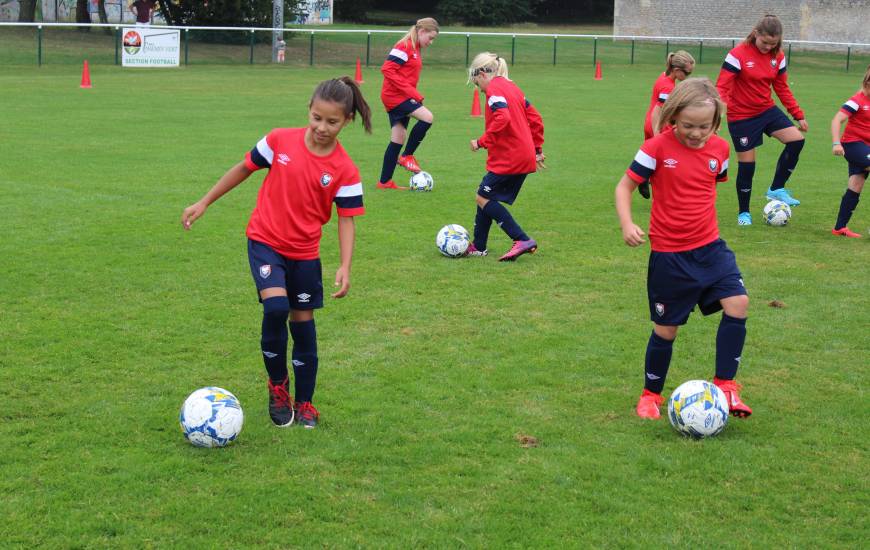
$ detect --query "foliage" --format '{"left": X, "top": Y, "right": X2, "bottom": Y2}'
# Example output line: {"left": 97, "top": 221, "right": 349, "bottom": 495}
{"left": 158, "top": 0, "right": 301, "bottom": 28}
{"left": 437, "top": 0, "right": 542, "bottom": 26}
{"left": 334, "top": 0, "right": 375, "bottom": 23}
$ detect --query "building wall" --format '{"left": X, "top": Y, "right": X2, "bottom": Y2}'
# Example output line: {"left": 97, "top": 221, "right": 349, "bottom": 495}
{"left": 614, "top": 0, "right": 870, "bottom": 45}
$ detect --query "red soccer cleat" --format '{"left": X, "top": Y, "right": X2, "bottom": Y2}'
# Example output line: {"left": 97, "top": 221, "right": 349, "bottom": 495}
{"left": 295, "top": 401, "right": 320, "bottom": 429}
{"left": 267, "top": 378, "right": 295, "bottom": 427}
{"left": 498, "top": 239, "right": 537, "bottom": 262}
{"left": 831, "top": 227, "right": 862, "bottom": 238}
{"left": 636, "top": 389, "right": 664, "bottom": 419}
{"left": 376, "top": 180, "right": 407, "bottom": 190}
{"left": 464, "top": 243, "right": 488, "bottom": 257}
{"left": 714, "top": 378, "right": 753, "bottom": 418}
{"left": 397, "top": 155, "right": 422, "bottom": 173}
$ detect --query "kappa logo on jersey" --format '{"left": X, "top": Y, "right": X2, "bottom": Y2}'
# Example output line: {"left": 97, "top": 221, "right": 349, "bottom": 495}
{"left": 655, "top": 302, "right": 665, "bottom": 316}
{"left": 708, "top": 159, "right": 718, "bottom": 172}
{"left": 740, "top": 137, "right": 750, "bottom": 147}
{"left": 663, "top": 158, "right": 678, "bottom": 169}
{"left": 297, "top": 293, "right": 311, "bottom": 303}
{"left": 277, "top": 153, "right": 290, "bottom": 165}
{"left": 745, "top": 61, "right": 755, "bottom": 69}
{"left": 320, "top": 172, "right": 333, "bottom": 187}
{"left": 259, "top": 265, "right": 272, "bottom": 279}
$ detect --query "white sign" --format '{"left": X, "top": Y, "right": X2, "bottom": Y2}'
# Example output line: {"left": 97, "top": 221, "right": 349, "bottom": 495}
{"left": 122, "top": 27, "right": 180, "bottom": 67}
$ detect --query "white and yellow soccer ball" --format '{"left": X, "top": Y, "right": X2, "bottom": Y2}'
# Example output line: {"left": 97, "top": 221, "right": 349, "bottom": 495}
{"left": 667, "top": 380, "right": 729, "bottom": 438}
{"left": 409, "top": 171, "right": 434, "bottom": 191}
{"left": 179, "top": 387, "right": 244, "bottom": 448}
{"left": 435, "top": 224, "right": 470, "bottom": 257}
{"left": 763, "top": 200, "right": 792, "bottom": 226}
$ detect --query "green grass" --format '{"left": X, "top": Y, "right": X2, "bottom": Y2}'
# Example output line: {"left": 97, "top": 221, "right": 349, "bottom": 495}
{"left": 1, "top": 42, "right": 868, "bottom": 547}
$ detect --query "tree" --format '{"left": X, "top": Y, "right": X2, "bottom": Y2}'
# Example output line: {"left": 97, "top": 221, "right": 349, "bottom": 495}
{"left": 16, "top": 0, "right": 37, "bottom": 22}
{"left": 155, "top": 0, "right": 301, "bottom": 28}
{"left": 437, "top": 0, "right": 542, "bottom": 26}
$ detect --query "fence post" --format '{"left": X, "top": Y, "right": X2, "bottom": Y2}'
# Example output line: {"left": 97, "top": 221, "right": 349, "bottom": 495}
{"left": 465, "top": 34, "right": 469, "bottom": 66}
{"left": 309, "top": 32, "right": 314, "bottom": 65}
{"left": 846, "top": 46, "right": 851, "bottom": 72}
{"left": 593, "top": 36, "right": 597, "bottom": 66}
{"left": 249, "top": 29, "right": 255, "bottom": 65}
{"left": 511, "top": 35, "right": 515, "bottom": 65}
{"left": 37, "top": 25, "right": 42, "bottom": 67}
{"left": 630, "top": 38, "right": 635, "bottom": 64}
{"left": 366, "top": 32, "right": 370, "bottom": 67}
{"left": 787, "top": 42, "right": 791, "bottom": 67}
{"left": 552, "top": 35, "right": 557, "bottom": 65}
{"left": 115, "top": 26, "right": 119, "bottom": 65}
{"left": 699, "top": 40, "right": 703, "bottom": 64}
{"left": 184, "top": 28, "right": 189, "bottom": 65}
{"left": 665, "top": 39, "right": 669, "bottom": 59}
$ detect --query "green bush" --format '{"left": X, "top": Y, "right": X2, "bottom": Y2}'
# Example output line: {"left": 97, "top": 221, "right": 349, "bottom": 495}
{"left": 437, "top": 0, "right": 541, "bottom": 26}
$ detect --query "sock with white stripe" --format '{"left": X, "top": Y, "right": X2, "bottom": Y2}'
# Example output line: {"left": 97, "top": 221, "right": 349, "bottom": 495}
{"left": 644, "top": 331, "right": 674, "bottom": 394}
{"left": 261, "top": 296, "right": 289, "bottom": 383}
{"left": 290, "top": 319, "right": 318, "bottom": 403}
{"left": 770, "top": 139, "right": 804, "bottom": 190}
{"left": 715, "top": 314, "right": 746, "bottom": 381}
{"left": 736, "top": 161, "right": 755, "bottom": 213}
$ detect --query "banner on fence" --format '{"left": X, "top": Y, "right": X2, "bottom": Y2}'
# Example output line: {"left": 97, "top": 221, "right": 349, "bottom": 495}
{"left": 122, "top": 27, "right": 179, "bottom": 67}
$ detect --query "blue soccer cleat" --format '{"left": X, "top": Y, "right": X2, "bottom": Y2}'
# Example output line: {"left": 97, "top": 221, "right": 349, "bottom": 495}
{"left": 737, "top": 212, "right": 752, "bottom": 226}
{"left": 766, "top": 187, "right": 800, "bottom": 207}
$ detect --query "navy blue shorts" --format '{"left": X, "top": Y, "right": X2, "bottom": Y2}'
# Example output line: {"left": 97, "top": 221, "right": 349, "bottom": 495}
{"left": 647, "top": 239, "right": 747, "bottom": 325}
{"left": 387, "top": 98, "right": 423, "bottom": 128}
{"left": 247, "top": 239, "right": 323, "bottom": 310}
{"left": 477, "top": 172, "right": 528, "bottom": 205}
{"left": 728, "top": 106, "right": 794, "bottom": 152}
{"left": 843, "top": 141, "right": 870, "bottom": 177}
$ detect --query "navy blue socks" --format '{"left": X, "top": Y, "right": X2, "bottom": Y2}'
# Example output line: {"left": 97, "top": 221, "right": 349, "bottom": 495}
{"left": 379, "top": 141, "right": 402, "bottom": 184}
{"left": 715, "top": 314, "right": 747, "bottom": 381}
{"left": 835, "top": 189, "right": 860, "bottom": 230}
{"left": 736, "top": 161, "right": 756, "bottom": 213}
{"left": 290, "top": 319, "right": 318, "bottom": 403}
{"left": 473, "top": 206, "right": 493, "bottom": 250}
{"left": 403, "top": 120, "right": 431, "bottom": 156}
{"left": 644, "top": 331, "right": 674, "bottom": 394}
{"left": 261, "top": 296, "right": 290, "bottom": 383}
{"left": 770, "top": 139, "right": 804, "bottom": 190}
{"left": 482, "top": 200, "right": 528, "bottom": 241}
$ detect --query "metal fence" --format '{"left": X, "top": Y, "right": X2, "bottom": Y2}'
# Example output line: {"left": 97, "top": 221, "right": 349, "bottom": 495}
{"left": 2, "top": 22, "right": 869, "bottom": 71}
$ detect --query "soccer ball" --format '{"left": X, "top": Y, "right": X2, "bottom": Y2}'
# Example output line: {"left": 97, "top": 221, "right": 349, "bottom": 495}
{"left": 667, "top": 380, "right": 729, "bottom": 438}
{"left": 409, "top": 171, "right": 434, "bottom": 191}
{"left": 763, "top": 200, "right": 792, "bottom": 226}
{"left": 179, "top": 387, "right": 244, "bottom": 448}
{"left": 435, "top": 224, "right": 470, "bottom": 257}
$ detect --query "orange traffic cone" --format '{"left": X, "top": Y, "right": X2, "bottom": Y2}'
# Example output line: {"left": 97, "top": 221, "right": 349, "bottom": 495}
{"left": 80, "top": 60, "right": 92, "bottom": 89}
{"left": 470, "top": 87, "right": 482, "bottom": 117}
{"left": 594, "top": 61, "right": 602, "bottom": 81}
{"left": 354, "top": 58, "right": 364, "bottom": 84}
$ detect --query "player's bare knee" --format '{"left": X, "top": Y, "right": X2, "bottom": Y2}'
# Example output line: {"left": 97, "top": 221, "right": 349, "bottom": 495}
{"left": 653, "top": 324, "right": 678, "bottom": 341}
{"left": 476, "top": 195, "right": 489, "bottom": 208}
{"left": 723, "top": 295, "right": 749, "bottom": 318}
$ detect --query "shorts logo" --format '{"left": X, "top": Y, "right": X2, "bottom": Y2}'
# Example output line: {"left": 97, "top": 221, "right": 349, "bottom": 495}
{"left": 739, "top": 137, "right": 749, "bottom": 147}
{"left": 320, "top": 173, "right": 333, "bottom": 187}
{"left": 708, "top": 159, "right": 718, "bottom": 172}
{"left": 739, "top": 278, "right": 744, "bottom": 287}
{"left": 663, "top": 158, "right": 678, "bottom": 169}
{"left": 277, "top": 153, "right": 290, "bottom": 165}
{"left": 259, "top": 265, "right": 272, "bottom": 279}
{"left": 297, "top": 293, "right": 311, "bottom": 303}
{"left": 655, "top": 302, "right": 665, "bottom": 316}
{"left": 483, "top": 185, "right": 492, "bottom": 192}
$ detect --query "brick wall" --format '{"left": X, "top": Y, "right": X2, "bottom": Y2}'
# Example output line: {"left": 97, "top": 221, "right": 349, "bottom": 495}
{"left": 614, "top": 0, "right": 870, "bottom": 46}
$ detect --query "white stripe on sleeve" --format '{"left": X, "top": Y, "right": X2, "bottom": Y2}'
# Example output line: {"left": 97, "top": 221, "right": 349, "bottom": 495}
{"left": 256, "top": 137, "right": 274, "bottom": 165}
{"left": 845, "top": 100, "right": 859, "bottom": 112}
{"left": 779, "top": 57, "right": 787, "bottom": 70}
{"left": 720, "top": 159, "right": 729, "bottom": 174}
{"left": 634, "top": 149, "right": 656, "bottom": 170}
{"left": 335, "top": 182, "right": 363, "bottom": 198}
{"left": 725, "top": 53, "right": 741, "bottom": 70}
{"left": 389, "top": 48, "right": 408, "bottom": 62}
{"left": 487, "top": 95, "right": 507, "bottom": 106}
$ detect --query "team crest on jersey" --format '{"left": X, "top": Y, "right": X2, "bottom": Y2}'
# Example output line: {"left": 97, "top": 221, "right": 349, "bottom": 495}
{"left": 770, "top": 59, "right": 777, "bottom": 67}
{"left": 259, "top": 265, "right": 272, "bottom": 279}
{"left": 740, "top": 137, "right": 749, "bottom": 147}
{"left": 708, "top": 159, "right": 718, "bottom": 172}
{"left": 320, "top": 172, "right": 333, "bottom": 187}
{"left": 655, "top": 302, "right": 665, "bottom": 316}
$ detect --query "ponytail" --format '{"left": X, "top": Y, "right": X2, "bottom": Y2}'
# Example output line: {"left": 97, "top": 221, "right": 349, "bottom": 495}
{"left": 310, "top": 77, "right": 372, "bottom": 134}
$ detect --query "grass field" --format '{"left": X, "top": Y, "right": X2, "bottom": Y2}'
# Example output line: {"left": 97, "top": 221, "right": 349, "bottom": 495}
{"left": 1, "top": 34, "right": 868, "bottom": 547}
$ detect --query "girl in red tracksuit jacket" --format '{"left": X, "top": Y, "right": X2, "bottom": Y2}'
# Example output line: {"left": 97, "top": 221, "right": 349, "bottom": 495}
{"left": 376, "top": 17, "right": 439, "bottom": 190}
{"left": 465, "top": 52, "right": 545, "bottom": 262}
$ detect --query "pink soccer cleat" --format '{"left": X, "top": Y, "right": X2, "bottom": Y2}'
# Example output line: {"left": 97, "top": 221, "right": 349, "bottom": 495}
{"left": 498, "top": 239, "right": 537, "bottom": 261}
{"left": 636, "top": 389, "right": 664, "bottom": 419}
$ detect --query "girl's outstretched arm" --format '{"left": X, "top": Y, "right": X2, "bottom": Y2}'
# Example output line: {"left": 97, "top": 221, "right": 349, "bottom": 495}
{"left": 181, "top": 162, "right": 252, "bottom": 230}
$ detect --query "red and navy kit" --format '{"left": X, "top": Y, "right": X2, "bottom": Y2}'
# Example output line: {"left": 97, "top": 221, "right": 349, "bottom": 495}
{"left": 478, "top": 76, "right": 544, "bottom": 175}
{"left": 626, "top": 131, "right": 730, "bottom": 252}
{"left": 840, "top": 91, "right": 870, "bottom": 144}
{"left": 244, "top": 128, "right": 364, "bottom": 260}
{"left": 380, "top": 39, "right": 423, "bottom": 111}
{"left": 644, "top": 72, "right": 675, "bottom": 139}
{"left": 717, "top": 42, "right": 804, "bottom": 122}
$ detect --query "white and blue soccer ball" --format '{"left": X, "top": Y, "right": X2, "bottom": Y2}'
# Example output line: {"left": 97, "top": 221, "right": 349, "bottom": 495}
{"left": 763, "top": 200, "right": 792, "bottom": 226}
{"left": 409, "top": 171, "right": 434, "bottom": 192}
{"left": 667, "top": 380, "right": 729, "bottom": 438}
{"left": 436, "top": 224, "right": 470, "bottom": 257}
{"left": 179, "top": 387, "right": 244, "bottom": 448}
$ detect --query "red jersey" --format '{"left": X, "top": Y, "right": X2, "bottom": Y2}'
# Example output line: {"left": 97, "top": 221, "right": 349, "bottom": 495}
{"left": 717, "top": 42, "right": 804, "bottom": 122}
{"left": 380, "top": 39, "right": 423, "bottom": 111}
{"left": 840, "top": 90, "right": 870, "bottom": 144}
{"left": 626, "top": 131, "right": 730, "bottom": 253}
{"left": 644, "top": 72, "right": 675, "bottom": 139}
{"left": 477, "top": 76, "right": 544, "bottom": 175}
{"left": 243, "top": 128, "right": 364, "bottom": 260}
